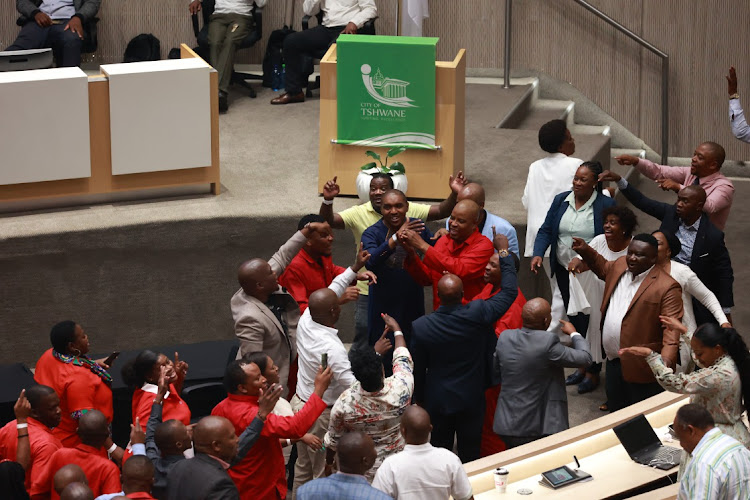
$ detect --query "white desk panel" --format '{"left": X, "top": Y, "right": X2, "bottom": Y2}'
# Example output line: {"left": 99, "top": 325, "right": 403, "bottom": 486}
{"left": 0, "top": 67, "right": 91, "bottom": 185}
{"left": 102, "top": 58, "right": 212, "bottom": 175}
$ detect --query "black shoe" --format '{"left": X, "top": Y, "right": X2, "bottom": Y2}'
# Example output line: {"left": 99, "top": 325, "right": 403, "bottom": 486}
{"left": 219, "top": 91, "right": 229, "bottom": 113}
{"left": 565, "top": 371, "right": 585, "bottom": 386}
{"left": 577, "top": 377, "right": 599, "bottom": 394}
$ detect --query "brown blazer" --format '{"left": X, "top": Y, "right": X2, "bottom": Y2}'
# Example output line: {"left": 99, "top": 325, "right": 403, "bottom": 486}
{"left": 581, "top": 247, "right": 683, "bottom": 384}
{"left": 230, "top": 231, "right": 306, "bottom": 397}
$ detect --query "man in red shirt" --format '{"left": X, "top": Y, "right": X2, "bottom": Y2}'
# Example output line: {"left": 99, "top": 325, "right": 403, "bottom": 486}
{"left": 40, "top": 409, "right": 121, "bottom": 500}
{"left": 211, "top": 358, "right": 334, "bottom": 500}
{"left": 402, "top": 199, "right": 495, "bottom": 308}
{"left": 279, "top": 215, "right": 355, "bottom": 313}
{"left": 0, "top": 385, "right": 63, "bottom": 494}
{"left": 470, "top": 251, "right": 526, "bottom": 457}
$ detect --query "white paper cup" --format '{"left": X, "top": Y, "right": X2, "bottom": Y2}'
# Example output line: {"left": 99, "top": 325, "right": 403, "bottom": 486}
{"left": 494, "top": 467, "right": 509, "bottom": 493}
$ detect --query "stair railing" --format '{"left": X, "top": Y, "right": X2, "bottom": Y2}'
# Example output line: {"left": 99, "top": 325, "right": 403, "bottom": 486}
{"left": 503, "top": 0, "right": 670, "bottom": 164}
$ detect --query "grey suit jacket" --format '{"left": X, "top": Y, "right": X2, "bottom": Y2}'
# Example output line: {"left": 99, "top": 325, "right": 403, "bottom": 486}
{"left": 231, "top": 230, "right": 306, "bottom": 396}
{"left": 165, "top": 453, "right": 239, "bottom": 500}
{"left": 493, "top": 328, "right": 592, "bottom": 438}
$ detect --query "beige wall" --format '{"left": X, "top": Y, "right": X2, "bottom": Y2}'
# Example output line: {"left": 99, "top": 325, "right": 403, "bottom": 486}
{"left": 3, "top": 1, "right": 750, "bottom": 159}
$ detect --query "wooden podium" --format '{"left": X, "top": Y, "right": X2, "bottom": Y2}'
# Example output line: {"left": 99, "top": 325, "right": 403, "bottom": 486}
{"left": 317, "top": 45, "right": 466, "bottom": 200}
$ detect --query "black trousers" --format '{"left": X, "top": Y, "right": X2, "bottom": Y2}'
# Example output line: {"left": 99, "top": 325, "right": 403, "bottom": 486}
{"left": 501, "top": 434, "right": 548, "bottom": 449}
{"left": 605, "top": 358, "right": 664, "bottom": 412}
{"left": 430, "top": 403, "right": 485, "bottom": 463}
{"left": 7, "top": 20, "right": 82, "bottom": 67}
{"left": 555, "top": 264, "right": 601, "bottom": 375}
{"left": 282, "top": 25, "right": 344, "bottom": 94}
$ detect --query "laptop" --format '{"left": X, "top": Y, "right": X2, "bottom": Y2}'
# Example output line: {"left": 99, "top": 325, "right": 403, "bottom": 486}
{"left": 613, "top": 414, "right": 681, "bottom": 470}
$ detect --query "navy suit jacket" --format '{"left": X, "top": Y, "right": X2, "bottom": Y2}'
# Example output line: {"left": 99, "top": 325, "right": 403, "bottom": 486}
{"left": 533, "top": 190, "right": 615, "bottom": 275}
{"left": 620, "top": 182, "right": 734, "bottom": 323}
{"left": 411, "top": 254, "right": 518, "bottom": 415}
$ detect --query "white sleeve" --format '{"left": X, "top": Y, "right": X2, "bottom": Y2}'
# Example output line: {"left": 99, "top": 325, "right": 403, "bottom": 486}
{"left": 451, "top": 455, "right": 474, "bottom": 500}
{"left": 730, "top": 99, "right": 750, "bottom": 143}
{"left": 328, "top": 267, "right": 356, "bottom": 297}
{"left": 683, "top": 269, "right": 729, "bottom": 325}
{"left": 372, "top": 460, "right": 396, "bottom": 497}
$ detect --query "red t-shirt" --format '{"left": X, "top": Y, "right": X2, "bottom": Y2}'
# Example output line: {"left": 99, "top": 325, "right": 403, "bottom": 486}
{"left": 131, "top": 384, "right": 191, "bottom": 426}
{"left": 41, "top": 443, "right": 121, "bottom": 500}
{"left": 471, "top": 284, "right": 526, "bottom": 457}
{"left": 211, "top": 393, "right": 327, "bottom": 500}
{"left": 34, "top": 349, "right": 113, "bottom": 447}
{"left": 278, "top": 250, "right": 347, "bottom": 313}
{"left": 404, "top": 229, "right": 495, "bottom": 309}
{"left": 0, "top": 418, "right": 62, "bottom": 494}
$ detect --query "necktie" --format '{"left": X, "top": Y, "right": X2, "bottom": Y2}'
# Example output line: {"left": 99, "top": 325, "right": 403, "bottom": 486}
{"left": 692, "top": 177, "right": 700, "bottom": 186}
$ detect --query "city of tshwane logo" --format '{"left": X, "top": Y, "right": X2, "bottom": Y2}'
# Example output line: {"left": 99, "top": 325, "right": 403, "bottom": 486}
{"left": 361, "top": 64, "right": 417, "bottom": 108}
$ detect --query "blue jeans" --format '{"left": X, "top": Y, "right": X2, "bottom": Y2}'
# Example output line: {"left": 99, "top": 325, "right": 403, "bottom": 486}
{"left": 7, "top": 20, "right": 82, "bottom": 67}
{"left": 352, "top": 294, "right": 369, "bottom": 349}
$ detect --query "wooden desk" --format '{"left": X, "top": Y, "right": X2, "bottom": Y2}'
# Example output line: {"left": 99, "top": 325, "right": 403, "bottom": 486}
{"left": 629, "top": 482, "right": 679, "bottom": 500}
{"left": 466, "top": 392, "right": 689, "bottom": 499}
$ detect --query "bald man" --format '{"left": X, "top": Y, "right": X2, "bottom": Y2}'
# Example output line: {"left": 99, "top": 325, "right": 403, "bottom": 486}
{"left": 402, "top": 199, "right": 495, "bottom": 308}
{"left": 411, "top": 234, "right": 517, "bottom": 463}
{"left": 602, "top": 170, "right": 733, "bottom": 327}
{"left": 231, "top": 220, "right": 329, "bottom": 396}
{"left": 53, "top": 465, "right": 88, "bottom": 496}
{"left": 374, "top": 406, "right": 473, "bottom": 500}
{"left": 290, "top": 245, "right": 390, "bottom": 498}
{"left": 298, "top": 432, "right": 390, "bottom": 500}
{"left": 443, "top": 183, "right": 519, "bottom": 256}
{"left": 60, "top": 483, "right": 94, "bottom": 500}
{"left": 615, "top": 142, "right": 734, "bottom": 230}
{"left": 492, "top": 298, "right": 591, "bottom": 448}
{"left": 42, "top": 410, "right": 120, "bottom": 499}
{"left": 166, "top": 416, "right": 240, "bottom": 500}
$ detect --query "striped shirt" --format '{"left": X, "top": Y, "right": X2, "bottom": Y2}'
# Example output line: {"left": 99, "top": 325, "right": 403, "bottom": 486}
{"left": 679, "top": 428, "right": 750, "bottom": 500}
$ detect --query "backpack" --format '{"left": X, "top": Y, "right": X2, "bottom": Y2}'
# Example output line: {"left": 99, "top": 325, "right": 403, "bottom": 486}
{"left": 124, "top": 34, "right": 161, "bottom": 63}
{"left": 262, "top": 26, "right": 295, "bottom": 87}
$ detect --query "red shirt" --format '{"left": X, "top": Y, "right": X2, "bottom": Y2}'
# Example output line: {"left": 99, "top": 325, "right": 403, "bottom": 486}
{"left": 0, "top": 418, "right": 62, "bottom": 494}
{"left": 34, "top": 349, "right": 113, "bottom": 447}
{"left": 405, "top": 229, "right": 495, "bottom": 309}
{"left": 211, "top": 393, "right": 327, "bottom": 500}
{"left": 41, "top": 443, "right": 121, "bottom": 500}
{"left": 471, "top": 284, "right": 526, "bottom": 457}
{"left": 131, "top": 384, "right": 191, "bottom": 427}
{"left": 279, "top": 249, "right": 347, "bottom": 313}
{"left": 125, "top": 493, "right": 157, "bottom": 499}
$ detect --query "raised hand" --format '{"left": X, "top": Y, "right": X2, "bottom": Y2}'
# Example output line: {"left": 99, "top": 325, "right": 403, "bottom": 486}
{"left": 727, "top": 66, "right": 738, "bottom": 95}
{"left": 374, "top": 329, "right": 393, "bottom": 355}
{"left": 656, "top": 178, "right": 681, "bottom": 192}
{"left": 313, "top": 366, "right": 334, "bottom": 397}
{"left": 381, "top": 313, "right": 402, "bottom": 333}
{"left": 401, "top": 218, "right": 426, "bottom": 234}
{"left": 323, "top": 176, "right": 340, "bottom": 200}
{"left": 492, "top": 228, "right": 509, "bottom": 252}
{"left": 449, "top": 171, "right": 467, "bottom": 193}
{"left": 614, "top": 155, "right": 639, "bottom": 166}
{"left": 559, "top": 319, "right": 577, "bottom": 336}
{"left": 430, "top": 228, "right": 449, "bottom": 241}
{"left": 353, "top": 242, "right": 371, "bottom": 271}
{"left": 659, "top": 315, "right": 688, "bottom": 336}
{"left": 356, "top": 271, "right": 377, "bottom": 285}
{"left": 258, "top": 383, "right": 283, "bottom": 419}
{"left": 339, "top": 286, "right": 359, "bottom": 304}
{"left": 14, "top": 390, "right": 31, "bottom": 421}
{"left": 302, "top": 433, "right": 323, "bottom": 451}
{"left": 157, "top": 365, "right": 170, "bottom": 398}
{"left": 570, "top": 237, "right": 588, "bottom": 253}
{"left": 598, "top": 170, "right": 622, "bottom": 183}
{"left": 130, "top": 417, "right": 146, "bottom": 445}
{"left": 174, "top": 351, "right": 188, "bottom": 382}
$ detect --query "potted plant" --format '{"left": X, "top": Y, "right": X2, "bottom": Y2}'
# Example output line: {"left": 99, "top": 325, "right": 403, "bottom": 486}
{"left": 355, "top": 147, "right": 408, "bottom": 202}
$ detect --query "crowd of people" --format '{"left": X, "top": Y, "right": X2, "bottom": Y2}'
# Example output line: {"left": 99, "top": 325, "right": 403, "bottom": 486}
{"left": 0, "top": 115, "right": 748, "bottom": 499}
{"left": 4, "top": 1, "right": 750, "bottom": 496}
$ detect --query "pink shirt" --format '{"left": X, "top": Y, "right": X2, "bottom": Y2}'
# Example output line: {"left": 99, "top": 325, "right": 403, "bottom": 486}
{"left": 635, "top": 159, "right": 734, "bottom": 230}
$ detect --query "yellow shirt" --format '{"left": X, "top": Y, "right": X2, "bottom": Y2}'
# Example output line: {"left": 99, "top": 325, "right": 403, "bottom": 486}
{"left": 339, "top": 201, "right": 431, "bottom": 294}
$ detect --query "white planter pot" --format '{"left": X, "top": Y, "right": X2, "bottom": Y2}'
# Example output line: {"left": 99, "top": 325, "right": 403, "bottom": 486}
{"left": 355, "top": 171, "right": 408, "bottom": 202}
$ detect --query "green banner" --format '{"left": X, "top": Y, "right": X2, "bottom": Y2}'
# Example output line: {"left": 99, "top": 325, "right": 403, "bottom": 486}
{"left": 337, "top": 35, "right": 438, "bottom": 148}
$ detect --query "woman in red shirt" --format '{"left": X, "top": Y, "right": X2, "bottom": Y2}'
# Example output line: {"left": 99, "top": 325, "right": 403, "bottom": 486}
{"left": 122, "top": 350, "right": 190, "bottom": 426}
{"left": 34, "top": 321, "right": 114, "bottom": 448}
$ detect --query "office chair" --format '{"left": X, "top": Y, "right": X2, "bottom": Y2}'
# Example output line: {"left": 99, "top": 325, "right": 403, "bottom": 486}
{"left": 301, "top": 11, "right": 377, "bottom": 97}
{"left": 192, "top": 0, "right": 263, "bottom": 97}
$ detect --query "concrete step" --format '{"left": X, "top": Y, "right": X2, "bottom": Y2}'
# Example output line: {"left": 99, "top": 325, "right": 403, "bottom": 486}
{"left": 513, "top": 99, "right": 573, "bottom": 131}
{"left": 571, "top": 123, "right": 611, "bottom": 136}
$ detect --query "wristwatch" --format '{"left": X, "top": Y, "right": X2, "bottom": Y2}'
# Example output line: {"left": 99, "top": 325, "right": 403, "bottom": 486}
{"left": 498, "top": 249, "right": 509, "bottom": 258}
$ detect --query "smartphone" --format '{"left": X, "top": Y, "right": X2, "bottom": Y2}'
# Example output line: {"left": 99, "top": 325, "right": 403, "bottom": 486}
{"left": 103, "top": 351, "right": 120, "bottom": 366}
{"left": 321, "top": 353, "right": 328, "bottom": 370}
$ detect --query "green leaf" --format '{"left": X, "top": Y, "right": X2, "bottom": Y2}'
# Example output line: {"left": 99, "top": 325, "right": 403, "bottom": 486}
{"left": 387, "top": 147, "right": 406, "bottom": 157}
{"left": 365, "top": 150, "right": 381, "bottom": 161}
{"left": 389, "top": 162, "right": 405, "bottom": 174}
{"left": 360, "top": 162, "right": 378, "bottom": 171}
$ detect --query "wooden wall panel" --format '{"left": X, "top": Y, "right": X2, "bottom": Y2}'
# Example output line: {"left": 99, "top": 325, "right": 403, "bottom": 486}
{"left": 3, "top": 1, "right": 750, "bottom": 159}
